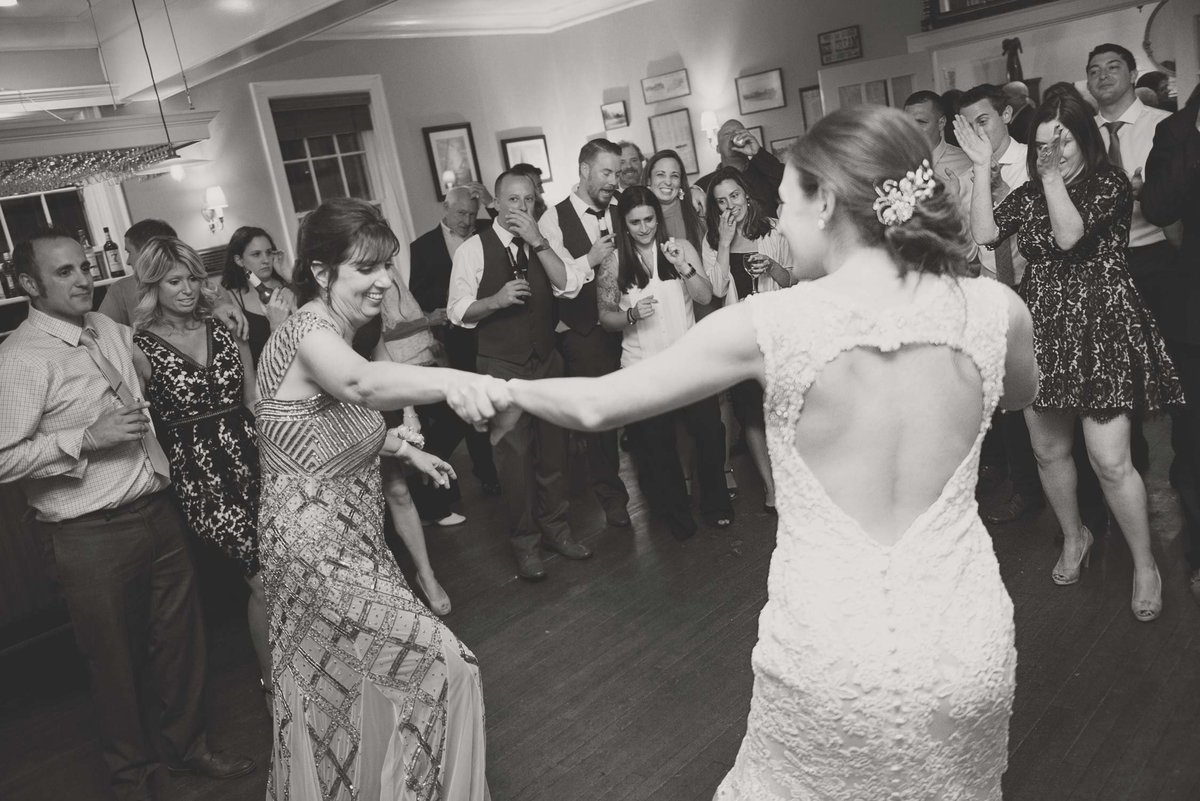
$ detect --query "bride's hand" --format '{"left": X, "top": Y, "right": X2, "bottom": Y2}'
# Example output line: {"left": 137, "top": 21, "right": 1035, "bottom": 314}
{"left": 447, "top": 375, "right": 508, "bottom": 428}
{"left": 403, "top": 446, "right": 456, "bottom": 489}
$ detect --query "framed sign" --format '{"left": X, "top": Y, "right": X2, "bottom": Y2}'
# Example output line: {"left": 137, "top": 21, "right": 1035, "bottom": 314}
{"left": 501, "top": 134, "right": 553, "bottom": 183}
{"left": 422, "top": 122, "right": 481, "bottom": 201}
{"left": 601, "top": 100, "right": 629, "bottom": 131}
{"left": 925, "top": 0, "right": 1058, "bottom": 29}
{"left": 818, "top": 25, "right": 862, "bottom": 66}
{"left": 641, "top": 69, "right": 691, "bottom": 104}
{"left": 769, "top": 136, "right": 800, "bottom": 159}
{"left": 649, "top": 108, "right": 699, "bottom": 175}
{"left": 735, "top": 68, "right": 786, "bottom": 115}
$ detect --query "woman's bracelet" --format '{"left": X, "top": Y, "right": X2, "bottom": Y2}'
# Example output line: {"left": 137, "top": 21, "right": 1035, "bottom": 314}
{"left": 627, "top": 307, "right": 637, "bottom": 325}
{"left": 395, "top": 439, "right": 412, "bottom": 459}
{"left": 388, "top": 423, "right": 425, "bottom": 450}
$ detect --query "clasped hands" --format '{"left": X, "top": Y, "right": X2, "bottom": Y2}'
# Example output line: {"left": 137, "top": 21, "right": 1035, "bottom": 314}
{"left": 446, "top": 375, "right": 521, "bottom": 444}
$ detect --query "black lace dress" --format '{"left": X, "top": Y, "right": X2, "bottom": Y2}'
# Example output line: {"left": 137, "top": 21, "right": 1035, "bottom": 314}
{"left": 135, "top": 320, "right": 261, "bottom": 576}
{"left": 994, "top": 163, "right": 1185, "bottom": 421}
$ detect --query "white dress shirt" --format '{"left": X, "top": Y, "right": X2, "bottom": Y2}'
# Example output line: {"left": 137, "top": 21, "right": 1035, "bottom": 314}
{"left": 932, "top": 139, "right": 979, "bottom": 262}
{"left": 978, "top": 137, "right": 1030, "bottom": 284}
{"left": 447, "top": 218, "right": 583, "bottom": 329}
{"left": 1095, "top": 97, "right": 1171, "bottom": 248}
{"left": 538, "top": 192, "right": 608, "bottom": 287}
{"left": 440, "top": 221, "right": 469, "bottom": 259}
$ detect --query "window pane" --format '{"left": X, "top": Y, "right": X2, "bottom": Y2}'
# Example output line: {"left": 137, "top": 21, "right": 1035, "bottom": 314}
{"left": 307, "top": 135, "right": 335, "bottom": 157}
{"left": 44, "top": 191, "right": 88, "bottom": 239}
{"left": 2, "top": 196, "right": 49, "bottom": 248}
{"left": 279, "top": 138, "right": 307, "bottom": 161}
{"left": 342, "top": 154, "right": 371, "bottom": 200}
{"left": 313, "top": 157, "right": 346, "bottom": 201}
{"left": 284, "top": 162, "right": 317, "bottom": 213}
{"left": 336, "top": 132, "right": 362, "bottom": 153}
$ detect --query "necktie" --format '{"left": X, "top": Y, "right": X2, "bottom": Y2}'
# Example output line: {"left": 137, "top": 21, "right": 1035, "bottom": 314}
{"left": 990, "top": 162, "right": 1016, "bottom": 286}
{"left": 510, "top": 237, "right": 530, "bottom": 280}
{"left": 585, "top": 206, "right": 609, "bottom": 236}
{"left": 1103, "top": 121, "right": 1126, "bottom": 172}
{"left": 79, "top": 328, "right": 171, "bottom": 478}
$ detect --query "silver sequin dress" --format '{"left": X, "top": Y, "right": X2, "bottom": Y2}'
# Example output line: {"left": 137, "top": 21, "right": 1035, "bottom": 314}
{"left": 256, "top": 311, "right": 489, "bottom": 801}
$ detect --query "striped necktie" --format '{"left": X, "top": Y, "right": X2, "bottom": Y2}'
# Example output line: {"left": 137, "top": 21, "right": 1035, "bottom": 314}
{"left": 1103, "top": 121, "right": 1126, "bottom": 172}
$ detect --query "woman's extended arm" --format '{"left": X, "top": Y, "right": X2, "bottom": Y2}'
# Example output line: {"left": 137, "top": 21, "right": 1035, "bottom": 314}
{"left": 506, "top": 302, "right": 761, "bottom": 431}
{"left": 953, "top": 115, "right": 1001, "bottom": 245}
{"left": 1036, "top": 132, "right": 1085, "bottom": 250}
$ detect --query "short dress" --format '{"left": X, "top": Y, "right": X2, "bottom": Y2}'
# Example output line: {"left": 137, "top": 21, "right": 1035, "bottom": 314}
{"left": 135, "top": 320, "right": 261, "bottom": 576}
{"left": 993, "top": 163, "right": 1185, "bottom": 421}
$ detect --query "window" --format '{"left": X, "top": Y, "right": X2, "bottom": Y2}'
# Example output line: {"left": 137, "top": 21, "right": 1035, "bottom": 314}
{"left": 271, "top": 94, "right": 376, "bottom": 215}
{"left": 0, "top": 188, "right": 89, "bottom": 256}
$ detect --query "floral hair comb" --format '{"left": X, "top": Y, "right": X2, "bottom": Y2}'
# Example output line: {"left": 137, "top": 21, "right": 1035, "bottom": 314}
{"left": 872, "top": 159, "right": 937, "bottom": 226}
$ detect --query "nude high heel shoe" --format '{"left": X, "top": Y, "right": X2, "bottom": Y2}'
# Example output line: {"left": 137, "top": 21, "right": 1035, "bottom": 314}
{"left": 416, "top": 573, "right": 452, "bottom": 616}
{"left": 1052, "top": 526, "right": 1094, "bottom": 586}
{"left": 1131, "top": 565, "right": 1162, "bottom": 622}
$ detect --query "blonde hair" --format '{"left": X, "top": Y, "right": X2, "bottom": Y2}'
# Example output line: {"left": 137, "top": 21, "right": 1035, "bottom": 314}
{"left": 132, "top": 236, "right": 215, "bottom": 330}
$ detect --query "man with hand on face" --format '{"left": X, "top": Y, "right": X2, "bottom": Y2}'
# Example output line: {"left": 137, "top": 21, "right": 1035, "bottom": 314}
{"left": 617, "top": 141, "right": 645, "bottom": 192}
{"left": 0, "top": 229, "right": 254, "bottom": 801}
{"left": 448, "top": 170, "right": 592, "bottom": 581}
{"left": 694, "top": 119, "right": 785, "bottom": 216}
{"left": 538, "top": 139, "right": 632, "bottom": 529}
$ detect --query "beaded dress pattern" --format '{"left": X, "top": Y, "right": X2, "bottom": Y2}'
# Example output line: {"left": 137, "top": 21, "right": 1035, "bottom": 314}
{"left": 256, "top": 311, "right": 487, "bottom": 801}
{"left": 715, "top": 276, "right": 1016, "bottom": 801}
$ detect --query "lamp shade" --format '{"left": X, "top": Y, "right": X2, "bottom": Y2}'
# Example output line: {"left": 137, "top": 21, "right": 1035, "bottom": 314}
{"left": 203, "top": 185, "right": 228, "bottom": 210}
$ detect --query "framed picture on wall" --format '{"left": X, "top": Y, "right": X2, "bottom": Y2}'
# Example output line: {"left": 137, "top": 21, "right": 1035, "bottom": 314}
{"left": 641, "top": 69, "right": 691, "bottom": 105}
{"left": 736, "top": 69, "right": 786, "bottom": 115}
{"left": 798, "top": 85, "right": 823, "bottom": 132}
{"left": 770, "top": 136, "right": 800, "bottom": 159}
{"left": 601, "top": 100, "right": 629, "bottom": 131}
{"left": 649, "top": 108, "right": 699, "bottom": 174}
{"left": 422, "top": 122, "right": 481, "bottom": 201}
{"left": 500, "top": 134, "right": 553, "bottom": 183}
{"left": 818, "top": 25, "right": 862, "bottom": 66}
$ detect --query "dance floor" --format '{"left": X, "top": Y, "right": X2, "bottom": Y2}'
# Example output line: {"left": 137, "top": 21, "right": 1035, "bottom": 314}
{"left": 2, "top": 420, "right": 1198, "bottom": 800}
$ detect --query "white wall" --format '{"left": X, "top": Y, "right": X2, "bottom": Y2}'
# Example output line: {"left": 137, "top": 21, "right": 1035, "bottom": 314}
{"left": 121, "top": 0, "right": 920, "bottom": 245}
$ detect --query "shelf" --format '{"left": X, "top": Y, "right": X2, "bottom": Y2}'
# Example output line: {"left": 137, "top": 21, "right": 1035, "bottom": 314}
{"left": 0, "top": 276, "right": 124, "bottom": 307}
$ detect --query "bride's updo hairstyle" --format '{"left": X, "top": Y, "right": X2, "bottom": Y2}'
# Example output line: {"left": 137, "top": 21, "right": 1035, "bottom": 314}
{"left": 292, "top": 197, "right": 400, "bottom": 306}
{"left": 788, "top": 105, "right": 973, "bottom": 277}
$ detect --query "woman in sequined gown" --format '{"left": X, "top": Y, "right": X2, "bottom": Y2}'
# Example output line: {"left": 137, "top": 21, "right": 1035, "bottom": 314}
{"left": 256, "top": 198, "right": 495, "bottom": 801}
{"left": 490, "top": 107, "right": 1041, "bottom": 799}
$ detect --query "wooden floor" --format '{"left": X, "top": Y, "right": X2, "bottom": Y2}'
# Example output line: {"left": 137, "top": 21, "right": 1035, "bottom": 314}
{"left": 2, "top": 421, "right": 1199, "bottom": 801}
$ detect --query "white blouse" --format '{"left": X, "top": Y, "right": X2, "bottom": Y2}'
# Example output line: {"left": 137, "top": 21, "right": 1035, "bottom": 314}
{"left": 618, "top": 250, "right": 695, "bottom": 369}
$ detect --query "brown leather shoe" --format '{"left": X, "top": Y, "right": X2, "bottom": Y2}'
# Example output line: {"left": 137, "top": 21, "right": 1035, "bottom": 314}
{"left": 542, "top": 536, "right": 593, "bottom": 560}
{"left": 168, "top": 751, "right": 255, "bottom": 780}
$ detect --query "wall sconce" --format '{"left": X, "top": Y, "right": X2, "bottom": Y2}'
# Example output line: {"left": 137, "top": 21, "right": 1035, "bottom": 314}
{"left": 441, "top": 169, "right": 456, "bottom": 193}
{"left": 700, "top": 110, "right": 719, "bottom": 148}
{"left": 201, "top": 185, "right": 228, "bottom": 233}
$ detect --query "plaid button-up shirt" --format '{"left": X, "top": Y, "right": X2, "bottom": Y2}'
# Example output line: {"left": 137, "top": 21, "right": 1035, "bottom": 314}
{"left": 0, "top": 308, "right": 166, "bottom": 521}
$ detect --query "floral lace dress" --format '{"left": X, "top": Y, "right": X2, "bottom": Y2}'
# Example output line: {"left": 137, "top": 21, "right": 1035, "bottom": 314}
{"left": 715, "top": 276, "right": 1016, "bottom": 801}
{"left": 994, "top": 163, "right": 1184, "bottom": 420}
{"left": 135, "top": 320, "right": 260, "bottom": 576}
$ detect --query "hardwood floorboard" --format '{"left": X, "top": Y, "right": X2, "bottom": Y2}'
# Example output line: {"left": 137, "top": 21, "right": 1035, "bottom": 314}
{"left": 3, "top": 421, "right": 1199, "bottom": 800}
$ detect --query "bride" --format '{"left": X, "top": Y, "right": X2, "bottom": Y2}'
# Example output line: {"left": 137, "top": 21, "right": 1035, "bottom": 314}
{"left": 475, "top": 106, "right": 1039, "bottom": 799}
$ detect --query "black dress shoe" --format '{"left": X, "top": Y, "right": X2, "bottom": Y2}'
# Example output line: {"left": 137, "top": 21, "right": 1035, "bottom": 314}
{"left": 982, "top": 492, "right": 1042, "bottom": 524}
{"left": 168, "top": 751, "right": 255, "bottom": 780}
{"left": 542, "top": 536, "right": 593, "bottom": 560}
{"left": 515, "top": 550, "right": 547, "bottom": 581}
{"left": 480, "top": 480, "right": 502, "bottom": 497}
{"left": 605, "top": 507, "right": 632, "bottom": 528}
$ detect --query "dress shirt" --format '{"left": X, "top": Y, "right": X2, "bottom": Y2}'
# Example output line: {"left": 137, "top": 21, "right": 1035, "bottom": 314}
{"left": 1095, "top": 98, "right": 1172, "bottom": 248}
{"left": 97, "top": 275, "right": 138, "bottom": 325}
{"left": 0, "top": 308, "right": 167, "bottom": 521}
{"left": 701, "top": 223, "right": 793, "bottom": 304}
{"left": 440, "top": 221, "right": 469, "bottom": 261}
{"left": 977, "top": 138, "right": 1030, "bottom": 284}
{"left": 447, "top": 218, "right": 583, "bottom": 329}
{"left": 932, "top": 139, "right": 978, "bottom": 262}
{"left": 538, "top": 192, "right": 610, "bottom": 287}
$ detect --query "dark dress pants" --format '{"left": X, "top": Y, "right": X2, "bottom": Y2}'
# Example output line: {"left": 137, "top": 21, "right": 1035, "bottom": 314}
{"left": 444, "top": 326, "right": 499, "bottom": 486}
{"left": 558, "top": 326, "right": 629, "bottom": 515}
{"left": 477, "top": 351, "right": 571, "bottom": 554}
{"left": 628, "top": 395, "right": 731, "bottom": 537}
{"left": 37, "top": 492, "right": 207, "bottom": 801}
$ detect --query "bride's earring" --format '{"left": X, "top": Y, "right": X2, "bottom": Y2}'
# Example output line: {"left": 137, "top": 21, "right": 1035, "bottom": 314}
{"left": 817, "top": 218, "right": 826, "bottom": 231}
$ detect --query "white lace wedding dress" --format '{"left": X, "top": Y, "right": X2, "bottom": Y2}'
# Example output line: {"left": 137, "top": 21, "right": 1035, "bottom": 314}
{"left": 714, "top": 275, "right": 1017, "bottom": 801}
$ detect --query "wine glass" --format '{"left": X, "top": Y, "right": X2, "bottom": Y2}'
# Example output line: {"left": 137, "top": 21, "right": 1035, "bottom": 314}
{"left": 745, "top": 253, "right": 769, "bottom": 295}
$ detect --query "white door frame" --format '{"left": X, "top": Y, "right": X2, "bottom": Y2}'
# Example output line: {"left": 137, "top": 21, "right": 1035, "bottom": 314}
{"left": 249, "top": 75, "right": 415, "bottom": 279}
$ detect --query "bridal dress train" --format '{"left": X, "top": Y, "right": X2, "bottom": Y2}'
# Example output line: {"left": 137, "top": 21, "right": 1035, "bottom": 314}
{"left": 256, "top": 311, "right": 490, "bottom": 801}
{"left": 715, "top": 276, "right": 1017, "bottom": 801}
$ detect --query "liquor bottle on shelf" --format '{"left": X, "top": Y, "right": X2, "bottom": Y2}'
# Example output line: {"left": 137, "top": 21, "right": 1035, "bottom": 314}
{"left": 102, "top": 227, "right": 125, "bottom": 278}
{"left": 76, "top": 229, "right": 103, "bottom": 281}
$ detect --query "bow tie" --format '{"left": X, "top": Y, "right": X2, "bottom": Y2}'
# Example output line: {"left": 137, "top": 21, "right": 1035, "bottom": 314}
{"left": 584, "top": 207, "right": 607, "bottom": 220}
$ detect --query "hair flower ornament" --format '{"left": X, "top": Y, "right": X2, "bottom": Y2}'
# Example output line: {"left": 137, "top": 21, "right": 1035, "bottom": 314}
{"left": 872, "top": 159, "right": 937, "bottom": 226}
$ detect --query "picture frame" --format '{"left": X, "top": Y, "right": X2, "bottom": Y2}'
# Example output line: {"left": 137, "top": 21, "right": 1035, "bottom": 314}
{"left": 745, "top": 126, "right": 764, "bottom": 148}
{"left": 641, "top": 68, "right": 691, "bottom": 105}
{"left": 422, "top": 122, "right": 481, "bottom": 201}
{"left": 925, "top": 0, "right": 1057, "bottom": 29}
{"left": 818, "top": 25, "right": 863, "bottom": 66}
{"left": 735, "top": 69, "right": 786, "bottom": 115}
{"left": 500, "top": 134, "right": 553, "bottom": 183}
{"left": 601, "top": 100, "right": 629, "bottom": 131}
{"left": 798, "top": 85, "right": 823, "bottom": 132}
{"left": 769, "top": 136, "right": 800, "bottom": 159}
{"left": 649, "top": 108, "right": 699, "bottom": 175}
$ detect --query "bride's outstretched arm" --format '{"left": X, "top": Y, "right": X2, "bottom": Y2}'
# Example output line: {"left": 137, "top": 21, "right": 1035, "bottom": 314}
{"left": 507, "top": 302, "right": 762, "bottom": 431}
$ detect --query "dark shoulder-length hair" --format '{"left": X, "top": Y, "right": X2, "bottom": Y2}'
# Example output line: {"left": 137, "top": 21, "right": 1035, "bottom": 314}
{"left": 1024, "top": 84, "right": 1107, "bottom": 192}
{"left": 292, "top": 198, "right": 400, "bottom": 307}
{"left": 221, "top": 226, "right": 280, "bottom": 292}
{"left": 614, "top": 186, "right": 678, "bottom": 292}
{"left": 703, "top": 167, "right": 772, "bottom": 250}
{"left": 643, "top": 149, "right": 705, "bottom": 252}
